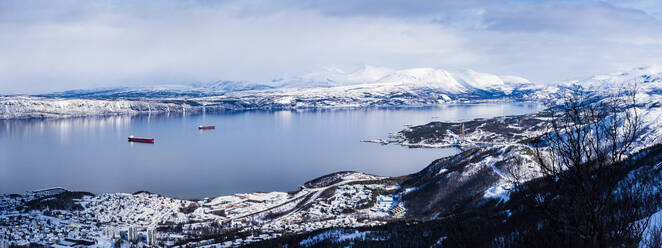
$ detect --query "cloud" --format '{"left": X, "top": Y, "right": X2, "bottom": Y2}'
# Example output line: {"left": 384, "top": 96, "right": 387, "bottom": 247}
{"left": 1, "top": 0, "right": 661, "bottom": 93}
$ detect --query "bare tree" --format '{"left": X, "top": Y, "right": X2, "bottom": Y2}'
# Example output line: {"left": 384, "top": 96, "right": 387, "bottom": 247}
{"left": 518, "top": 84, "right": 651, "bottom": 247}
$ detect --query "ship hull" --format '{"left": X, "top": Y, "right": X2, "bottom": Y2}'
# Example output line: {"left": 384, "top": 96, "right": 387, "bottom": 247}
{"left": 128, "top": 137, "right": 155, "bottom": 143}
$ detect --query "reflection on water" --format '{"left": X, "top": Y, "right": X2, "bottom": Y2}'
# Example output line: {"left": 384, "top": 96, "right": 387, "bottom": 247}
{"left": 0, "top": 103, "right": 543, "bottom": 198}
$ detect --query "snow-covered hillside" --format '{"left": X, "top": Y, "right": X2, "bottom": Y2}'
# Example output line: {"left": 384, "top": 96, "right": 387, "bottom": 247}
{"left": 400, "top": 144, "right": 541, "bottom": 216}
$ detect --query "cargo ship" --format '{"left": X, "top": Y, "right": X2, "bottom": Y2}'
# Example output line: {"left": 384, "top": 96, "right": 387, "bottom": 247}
{"left": 198, "top": 125, "right": 215, "bottom": 130}
{"left": 128, "top": 135, "right": 155, "bottom": 143}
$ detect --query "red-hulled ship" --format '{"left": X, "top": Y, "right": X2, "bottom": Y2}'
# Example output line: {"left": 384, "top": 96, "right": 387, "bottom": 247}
{"left": 198, "top": 125, "right": 215, "bottom": 130}
{"left": 128, "top": 136, "right": 155, "bottom": 143}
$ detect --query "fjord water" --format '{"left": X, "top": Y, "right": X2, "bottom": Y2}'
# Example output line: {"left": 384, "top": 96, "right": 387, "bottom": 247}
{"left": 0, "top": 103, "right": 541, "bottom": 198}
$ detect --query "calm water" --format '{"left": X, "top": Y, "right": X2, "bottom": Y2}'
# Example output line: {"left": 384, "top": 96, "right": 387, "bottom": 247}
{"left": 0, "top": 103, "right": 541, "bottom": 198}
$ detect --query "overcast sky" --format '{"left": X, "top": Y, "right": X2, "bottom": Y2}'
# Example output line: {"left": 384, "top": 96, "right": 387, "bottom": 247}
{"left": 1, "top": 0, "right": 662, "bottom": 93}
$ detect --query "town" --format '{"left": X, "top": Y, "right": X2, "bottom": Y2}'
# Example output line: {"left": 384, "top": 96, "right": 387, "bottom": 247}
{"left": 1, "top": 173, "right": 409, "bottom": 247}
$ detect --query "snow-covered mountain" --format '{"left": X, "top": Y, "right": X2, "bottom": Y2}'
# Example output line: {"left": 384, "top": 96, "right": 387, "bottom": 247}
{"left": 562, "top": 65, "right": 662, "bottom": 90}
{"left": 1, "top": 66, "right": 538, "bottom": 119}
{"left": 42, "top": 80, "right": 275, "bottom": 98}
{"left": 4, "top": 65, "right": 662, "bottom": 120}
{"left": 372, "top": 67, "right": 529, "bottom": 94}
{"left": 273, "top": 66, "right": 531, "bottom": 94}
{"left": 395, "top": 66, "right": 662, "bottom": 147}
{"left": 43, "top": 66, "right": 531, "bottom": 98}
{"left": 271, "top": 65, "right": 396, "bottom": 88}
{"left": 526, "top": 65, "right": 662, "bottom": 103}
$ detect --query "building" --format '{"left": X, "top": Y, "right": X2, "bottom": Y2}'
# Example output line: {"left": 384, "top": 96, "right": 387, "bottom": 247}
{"left": 128, "top": 227, "right": 137, "bottom": 242}
{"left": 146, "top": 228, "right": 155, "bottom": 245}
{"left": 390, "top": 205, "right": 406, "bottom": 216}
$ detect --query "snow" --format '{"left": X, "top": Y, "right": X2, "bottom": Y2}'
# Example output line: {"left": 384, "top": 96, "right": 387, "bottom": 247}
{"left": 641, "top": 210, "right": 662, "bottom": 247}
{"left": 483, "top": 184, "right": 511, "bottom": 202}
{"left": 274, "top": 96, "right": 296, "bottom": 105}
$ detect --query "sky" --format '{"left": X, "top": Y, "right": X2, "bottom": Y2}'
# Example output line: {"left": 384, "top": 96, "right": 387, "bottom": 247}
{"left": 1, "top": 0, "right": 662, "bottom": 94}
